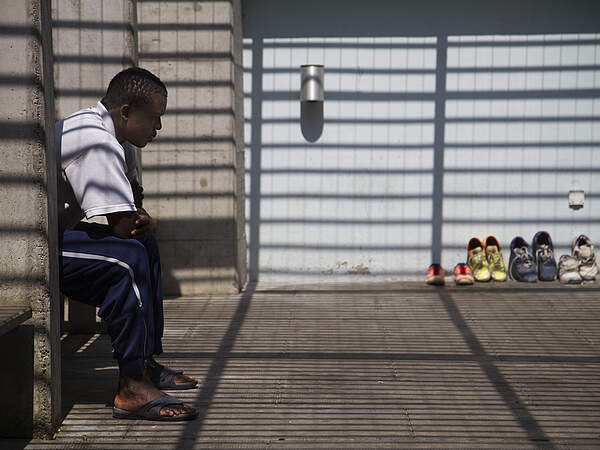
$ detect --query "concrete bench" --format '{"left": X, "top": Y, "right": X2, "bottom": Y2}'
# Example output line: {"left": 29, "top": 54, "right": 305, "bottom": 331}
{"left": 63, "top": 297, "right": 106, "bottom": 334}
{"left": 0, "top": 306, "right": 32, "bottom": 336}
{"left": 0, "top": 306, "right": 34, "bottom": 438}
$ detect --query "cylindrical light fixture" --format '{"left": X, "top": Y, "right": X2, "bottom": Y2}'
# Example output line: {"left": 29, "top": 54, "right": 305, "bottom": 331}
{"left": 300, "top": 64, "right": 324, "bottom": 101}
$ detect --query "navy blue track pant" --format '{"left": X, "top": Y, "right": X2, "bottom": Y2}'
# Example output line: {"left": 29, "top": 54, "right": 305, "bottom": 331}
{"left": 60, "top": 222, "right": 164, "bottom": 376}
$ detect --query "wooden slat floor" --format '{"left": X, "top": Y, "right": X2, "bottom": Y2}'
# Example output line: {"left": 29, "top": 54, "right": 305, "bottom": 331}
{"left": 18, "top": 282, "right": 600, "bottom": 448}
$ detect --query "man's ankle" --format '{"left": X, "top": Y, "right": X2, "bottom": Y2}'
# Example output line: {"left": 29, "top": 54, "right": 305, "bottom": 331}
{"left": 119, "top": 373, "right": 144, "bottom": 391}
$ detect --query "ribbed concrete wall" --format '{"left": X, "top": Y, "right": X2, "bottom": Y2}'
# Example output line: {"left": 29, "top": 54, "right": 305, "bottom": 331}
{"left": 52, "top": 0, "right": 247, "bottom": 294}
{"left": 137, "top": 0, "right": 247, "bottom": 295}
{"left": 0, "top": 0, "right": 61, "bottom": 438}
{"left": 52, "top": 0, "right": 137, "bottom": 120}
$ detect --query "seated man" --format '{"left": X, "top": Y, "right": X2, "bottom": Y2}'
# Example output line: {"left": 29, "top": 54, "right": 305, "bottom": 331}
{"left": 57, "top": 67, "right": 197, "bottom": 421}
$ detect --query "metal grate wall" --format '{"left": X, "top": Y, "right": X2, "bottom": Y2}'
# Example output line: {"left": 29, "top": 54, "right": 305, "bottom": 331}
{"left": 244, "top": 33, "right": 600, "bottom": 282}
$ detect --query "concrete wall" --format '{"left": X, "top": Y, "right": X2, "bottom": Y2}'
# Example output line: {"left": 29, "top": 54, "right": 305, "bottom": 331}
{"left": 53, "top": 0, "right": 246, "bottom": 295}
{"left": 243, "top": 0, "right": 600, "bottom": 282}
{"left": 137, "top": 0, "right": 247, "bottom": 295}
{"left": 52, "top": 0, "right": 138, "bottom": 329}
{"left": 52, "top": 0, "right": 137, "bottom": 120}
{"left": 0, "top": 0, "right": 61, "bottom": 438}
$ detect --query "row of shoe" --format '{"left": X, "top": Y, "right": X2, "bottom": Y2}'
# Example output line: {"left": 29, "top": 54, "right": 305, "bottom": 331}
{"left": 426, "top": 236, "right": 508, "bottom": 285}
{"left": 425, "top": 232, "right": 598, "bottom": 285}
{"left": 510, "top": 232, "right": 598, "bottom": 284}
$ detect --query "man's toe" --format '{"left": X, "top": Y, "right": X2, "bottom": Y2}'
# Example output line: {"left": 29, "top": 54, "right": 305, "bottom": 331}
{"left": 160, "top": 406, "right": 176, "bottom": 417}
{"left": 175, "top": 374, "right": 195, "bottom": 384}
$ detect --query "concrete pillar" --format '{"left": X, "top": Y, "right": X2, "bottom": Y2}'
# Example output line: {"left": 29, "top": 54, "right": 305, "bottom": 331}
{"left": 137, "top": 0, "right": 247, "bottom": 294}
{"left": 0, "top": 0, "right": 61, "bottom": 439}
{"left": 232, "top": 0, "right": 247, "bottom": 292}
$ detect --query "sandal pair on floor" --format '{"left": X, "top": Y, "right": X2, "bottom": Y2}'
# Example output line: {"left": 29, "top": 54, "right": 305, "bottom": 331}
{"left": 113, "top": 363, "right": 198, "bottom": 421}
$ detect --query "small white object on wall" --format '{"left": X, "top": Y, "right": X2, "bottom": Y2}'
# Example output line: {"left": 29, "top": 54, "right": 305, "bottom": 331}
{"left": 568, "top": 190, "right": 584, "bottom": 210}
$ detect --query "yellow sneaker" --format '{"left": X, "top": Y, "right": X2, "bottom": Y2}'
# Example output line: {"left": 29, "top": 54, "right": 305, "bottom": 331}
{"left": 467, "top": 237, "right": 491, "bottom": 282}
{"left": 485, "top": 235, "right": 507, "bottom": 281}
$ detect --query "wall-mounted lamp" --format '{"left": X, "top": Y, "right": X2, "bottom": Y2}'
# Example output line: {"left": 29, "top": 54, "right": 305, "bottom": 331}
{"left": 300, "top": 65, "right": 324, "bottom": 142}
{"left": 300, "top": 64, "right": 324, "bottom": 101}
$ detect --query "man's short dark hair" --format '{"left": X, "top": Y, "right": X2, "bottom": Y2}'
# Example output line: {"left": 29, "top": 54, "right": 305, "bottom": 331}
{"left": 102, "top": 67, "right": 167, "bottom": 110}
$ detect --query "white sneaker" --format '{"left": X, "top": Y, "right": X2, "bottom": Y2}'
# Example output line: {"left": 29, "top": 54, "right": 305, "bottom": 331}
{"left": 558, "top": 255, "right": 582, "bottom": 284}
{"left": 572, "top": 234, "right": 598, "bottom": 281}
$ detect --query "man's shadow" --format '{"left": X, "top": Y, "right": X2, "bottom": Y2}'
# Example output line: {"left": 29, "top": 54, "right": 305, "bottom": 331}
{"left": 60, "top": 333, "right": 118, "bottom": 418}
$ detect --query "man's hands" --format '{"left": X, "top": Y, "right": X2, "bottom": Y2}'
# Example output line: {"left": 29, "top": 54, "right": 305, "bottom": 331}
{"left": 107, "top": 181, "right": 154, "bottom": 240}
{"left": 107, "top": 208, "right": 155, "bottom": 241}
{"left": 131, "top": 207, "right": 155, "bottom": 241}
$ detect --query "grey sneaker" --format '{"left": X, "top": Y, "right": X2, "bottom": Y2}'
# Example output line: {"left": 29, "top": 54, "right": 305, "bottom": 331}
{"left": 531, "top": 231, "right": 557, "bottom": 281}
{"left": 508, "top": 236, "right": 537, "bottom": 282}
{"left": 558, "top": 255, "right": 582, "bottom": 284}
{"left": 572, "top": 234, "right": 598, "bottom": 281}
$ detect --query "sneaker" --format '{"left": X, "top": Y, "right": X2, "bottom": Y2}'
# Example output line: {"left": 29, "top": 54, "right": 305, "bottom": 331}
{"left": 426, "top": 264, "right": 445, "bottom": 285}
{"left": 508, "top": 236, "right": 537, "bottom": 282}
{"left": 558, "top": 255, "right": 582, "bottom": 284}
{"left": 572, "top": 234, "right": 598, "bottom": 281}
{"left": 467, "top": 237, "right": 491, "bottom": 282}
{"left": 484, "top": 236, "right": 507, "bottom": 281}
{"left": 454, "top": 263, "right": 474, "bottom": 285}
{"left": 531, "top": 231, "right": 557, "bottom": 281}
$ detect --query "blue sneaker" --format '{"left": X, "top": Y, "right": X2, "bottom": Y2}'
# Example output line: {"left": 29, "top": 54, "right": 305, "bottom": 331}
{"left": 508, "top": 236, "right": 537, "bottom": 282}
{"left": 531, "top": 231, "right": 557, "bottom": 281}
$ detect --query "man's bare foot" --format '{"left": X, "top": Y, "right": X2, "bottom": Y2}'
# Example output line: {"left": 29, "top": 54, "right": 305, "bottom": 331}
{"left": 114, "top": 373, "right": 195, "bottom": 418}
{"left": 146, "top": 361, "right": 197, "bottom": 386}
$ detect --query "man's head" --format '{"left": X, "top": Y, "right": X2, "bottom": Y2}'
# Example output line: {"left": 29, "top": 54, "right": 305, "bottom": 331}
{"left": 102, "top": 67, "right": 167, "bottom": 147}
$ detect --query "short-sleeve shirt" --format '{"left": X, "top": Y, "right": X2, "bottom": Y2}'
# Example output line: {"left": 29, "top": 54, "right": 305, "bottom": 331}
{"left": 56, "top": 101, "right": 138, "bottom": 230}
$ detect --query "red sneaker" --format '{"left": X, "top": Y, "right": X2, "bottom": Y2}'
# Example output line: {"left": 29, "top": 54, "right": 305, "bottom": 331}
{"left": 454, "top": 262, "right": 475, "bottom": 285}
{"left": 426, "top": 264, "right": 445, "bottom": 285}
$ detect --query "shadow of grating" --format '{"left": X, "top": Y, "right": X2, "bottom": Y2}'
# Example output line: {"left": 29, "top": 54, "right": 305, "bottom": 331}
{"left": 21, "top": 282, "right": 600, "bottom": 449}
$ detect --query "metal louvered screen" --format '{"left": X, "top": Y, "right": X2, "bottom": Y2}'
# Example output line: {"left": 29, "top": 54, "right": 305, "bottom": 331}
{"left": 244, "top": 31, "right": 600, "bottom": 283}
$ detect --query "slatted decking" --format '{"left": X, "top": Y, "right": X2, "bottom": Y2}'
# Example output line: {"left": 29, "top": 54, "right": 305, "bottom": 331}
{"left": 22, "top": 283, "right": 600, "bottom": 448}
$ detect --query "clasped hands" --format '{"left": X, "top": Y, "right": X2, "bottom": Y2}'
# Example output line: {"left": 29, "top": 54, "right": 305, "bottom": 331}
{"left": 131, "top": 207, "right": 155, "bottom": 241}
{"left": 107, "top": 208, "right": 155, "bottom": 241}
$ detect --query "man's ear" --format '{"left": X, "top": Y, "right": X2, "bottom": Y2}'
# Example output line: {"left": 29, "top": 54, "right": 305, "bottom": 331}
{"left": 119, "top": 104, "right": 131, "bottom": 122}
